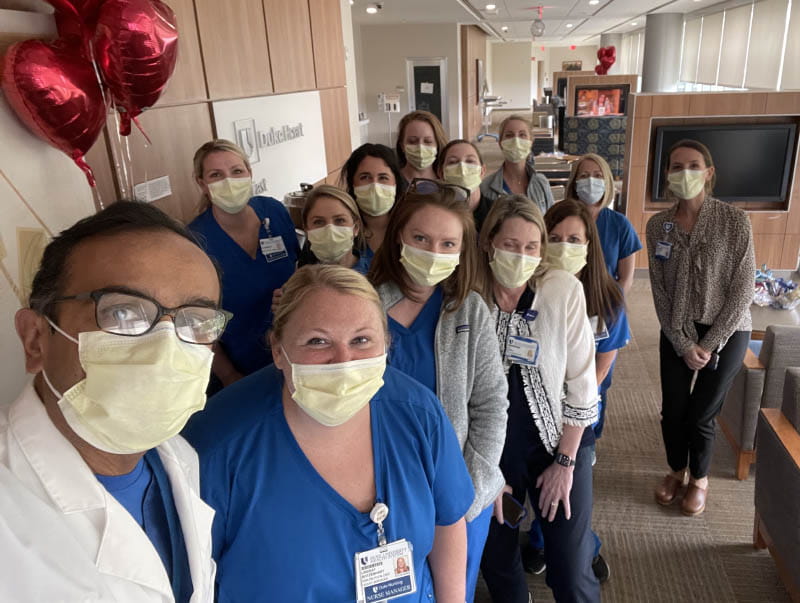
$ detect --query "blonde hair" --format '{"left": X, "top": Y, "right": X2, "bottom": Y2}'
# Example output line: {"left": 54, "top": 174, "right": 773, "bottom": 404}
{"left": 565, "top": 153, "right": 615, "bottom": 208}
{"left": 302, "top": 185, "right": 366, "bottom": 249}
{"left": 498, "top": 114, "right": 532, "bottom": 139}
{"left": 271, "top": 265, "right": 388, "bottom": 342}
{"left": 192, "top": 139, "right": 252, "bottom": 212}
{"left": 478, "top": 194, "right": 548, "bottom": 302}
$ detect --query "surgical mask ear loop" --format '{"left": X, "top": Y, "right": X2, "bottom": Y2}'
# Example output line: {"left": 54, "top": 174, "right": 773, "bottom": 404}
{"left": 41, "top": 368, "right": 64, "bottom": 399}
{"left": 46, "top": 317, "right": 79, "bottom": 345}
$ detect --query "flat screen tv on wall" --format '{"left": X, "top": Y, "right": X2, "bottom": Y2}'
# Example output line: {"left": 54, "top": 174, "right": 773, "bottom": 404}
{"left": 574, "top": 84, "right": 629, "bottom": 116}
{"left": 651, "top": 123, "right": 798, "bottom": 203}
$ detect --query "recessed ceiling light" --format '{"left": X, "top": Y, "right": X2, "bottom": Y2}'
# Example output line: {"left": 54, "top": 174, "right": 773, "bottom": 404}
{"left": 589, "top": 0, "right": 599, "bottom": 4}
{"left": 630, "top": 21, "right": 637, "bottom": 25}
{"left": 349, "top": 0, "right": 353, "bottom": 4}
{"left": 366, "top": 4, "right": 378, "bottom": 13}
{"left": 566, "top": 23, "right": 573, "bottom": 28}
{"left": 485, "top": 3, "right": 496, "bottom": 10}
{"left": 501, "top": 25, "right": 509, "bottom": 32}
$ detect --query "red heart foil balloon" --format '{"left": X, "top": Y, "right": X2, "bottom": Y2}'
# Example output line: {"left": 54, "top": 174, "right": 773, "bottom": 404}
{"left": 1, "top": 39, "right": 107, "bottom": 185}
{"left": 94, "top": 0, "right": 178, "bottom": 136}
{"left": 46, "top": 0, "right": 107, "bottom": 56}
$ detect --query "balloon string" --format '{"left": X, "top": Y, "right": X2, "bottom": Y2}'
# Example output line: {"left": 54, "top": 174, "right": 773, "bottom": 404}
{"left": 0, "top": 168, "right": 53, "bottom": 236}
{"left": 72, "top": 152, "right": 97, "bottom": 188}
{"left": 123, "top": 131, "right": 134, "bottom": 199}
{"left": 111, "top": 110, "right": 132, "bottom": 198}
{"left": 132, "top": 116, "right": 152, "bottom": 146}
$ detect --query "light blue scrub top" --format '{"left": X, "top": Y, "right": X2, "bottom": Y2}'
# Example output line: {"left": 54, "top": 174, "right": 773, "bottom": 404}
{"left": 183, "top": 364, "right": 474, "bottom": 603}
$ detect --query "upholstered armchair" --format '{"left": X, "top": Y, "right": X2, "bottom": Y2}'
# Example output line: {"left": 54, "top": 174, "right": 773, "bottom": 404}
{"left": 719, "top": 325, "right": 800, "bottom": 479}
{"left": 753, "top": 367, "right": 800, "bottom": 601}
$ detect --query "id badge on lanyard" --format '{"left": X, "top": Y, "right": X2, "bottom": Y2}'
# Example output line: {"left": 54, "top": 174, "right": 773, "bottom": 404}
{"left": 259, "top": 217, "right": 288, "bottom": 262}
{"left": 354, "top": 503, "right": 417, "bottom": 603}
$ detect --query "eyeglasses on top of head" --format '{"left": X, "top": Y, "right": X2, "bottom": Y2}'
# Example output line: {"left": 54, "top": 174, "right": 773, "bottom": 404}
{"left": 407, "top": 178, "right": 470, "bottom": 204}
{"left": 49, "top": 287, "right": 232, "bottom": 345}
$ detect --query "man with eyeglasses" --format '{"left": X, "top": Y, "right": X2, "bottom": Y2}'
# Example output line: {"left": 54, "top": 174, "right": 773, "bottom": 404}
{"left": 1, "top": 201, "right": 226, "bottom": 602}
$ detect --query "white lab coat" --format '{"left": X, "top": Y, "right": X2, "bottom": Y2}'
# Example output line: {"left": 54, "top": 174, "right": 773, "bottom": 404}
{"left": 0, "top": 383, "right": 216, "bottom": 602}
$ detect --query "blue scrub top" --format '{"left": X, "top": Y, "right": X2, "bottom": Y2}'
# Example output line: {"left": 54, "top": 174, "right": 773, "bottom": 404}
{"left": 594, "top": 305, "right": 630, "bottom": 395}
{"left": 595, "top": 207, "right": 642, "bottom": 281}
{"left": 96, "top": 452, "right": 192, "bottom": 602}
{"left": 183, "top": 364, "right": 473, "bottom": 603}
{"left": 354, "top": 245, "right": 374, "bottom": 275}
{"left": 188, "top": 196, "right": 299, "bottom": 375}
{"left": 387, "top": 288, "right": 442, "bottom": 393}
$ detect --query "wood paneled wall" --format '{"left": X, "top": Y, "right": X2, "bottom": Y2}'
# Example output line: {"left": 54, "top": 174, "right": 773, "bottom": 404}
{"left": 461, "top": 25, "right": 488, "bottom": 142}
{"left": 565, "top": 74, "right": 639, "bottom": 116}
{"left": 65, "top": 0, "right": 350, "bottom": 222}
{"left": 622, "top": 91, "right": 800, "bottom": 269}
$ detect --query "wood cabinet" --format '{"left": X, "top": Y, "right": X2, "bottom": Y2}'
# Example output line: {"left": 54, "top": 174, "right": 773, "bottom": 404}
{"left": 159, "top": 0, "right": 207, "bottom": 104}
{"left": 320, "top": 87, "right": 351, "bottom": 174}
{"left": 309, "top": 0, "right": 346, "bottom": 89}
{"left": 263, "top": 0, "right": 316, "bottom": 93}
{"left": 195, "top": 0, "right": 273, "bottom": 99}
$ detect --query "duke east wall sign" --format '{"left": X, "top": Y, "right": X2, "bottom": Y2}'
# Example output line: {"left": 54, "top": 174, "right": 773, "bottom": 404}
{"left": 212, "top": 91, "right": 328, "bottom": 202}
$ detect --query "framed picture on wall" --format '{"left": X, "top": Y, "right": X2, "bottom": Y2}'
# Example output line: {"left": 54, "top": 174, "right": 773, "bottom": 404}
{"left": 562, "top": 60, "right": 583, "bottom": 71}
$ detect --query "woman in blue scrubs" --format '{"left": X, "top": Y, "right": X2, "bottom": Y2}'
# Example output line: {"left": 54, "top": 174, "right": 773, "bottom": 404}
{"left": 188, "top": 139, "right": 299, "bottom": 387}
{"left": 183, "top": 265, "right": 475, "bottom": 602}
{"left": 369, "top": 181, "right": 509, "bottom": 603}
{"left": 477, "top": 195, "right": 600, "bottom": 603}
{"left": 340, "top": 144, "right": 406, "bottom": 261}
{"left": 564, "top": 153, "right": 641, "bottom": 295}
{"left": 296, "top": 184, "right": 371, "bottom": 274}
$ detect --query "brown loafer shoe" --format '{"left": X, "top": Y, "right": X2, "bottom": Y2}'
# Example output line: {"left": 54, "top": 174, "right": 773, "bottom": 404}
{"left": 681, "top": 483, "right": 707, "bottom": 516}
{"left": 655, "top": 474, "right": 684, "bottom": 506}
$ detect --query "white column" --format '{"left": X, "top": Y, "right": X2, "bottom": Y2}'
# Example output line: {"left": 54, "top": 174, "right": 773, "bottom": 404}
{"left": 641, "top": 13, "right": 683, "bottom": 92}
{"left": 599, "top": 33, "right": 623, "bottom": 75}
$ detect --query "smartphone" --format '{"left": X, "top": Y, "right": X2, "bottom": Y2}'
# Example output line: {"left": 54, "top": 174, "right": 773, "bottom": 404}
{"left": 502, "top": 492, "right": 528, "bottom": 529}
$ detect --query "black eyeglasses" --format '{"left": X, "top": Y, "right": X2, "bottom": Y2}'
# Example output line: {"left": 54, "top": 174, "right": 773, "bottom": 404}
{"left": 407, "top": 178, "right": 470, "bottom": 203}
{"left": 51, "top": 287, "right": 232, "bottom": 345}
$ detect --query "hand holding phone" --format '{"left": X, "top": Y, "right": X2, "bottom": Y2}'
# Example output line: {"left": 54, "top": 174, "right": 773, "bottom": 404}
{"left": 502, "top": 492, "right": 528, "bottom": 529}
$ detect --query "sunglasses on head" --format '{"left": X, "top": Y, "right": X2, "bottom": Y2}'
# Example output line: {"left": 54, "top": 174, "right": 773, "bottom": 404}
{"left": 407, "top": 178, "right": 470, "bottom": 203}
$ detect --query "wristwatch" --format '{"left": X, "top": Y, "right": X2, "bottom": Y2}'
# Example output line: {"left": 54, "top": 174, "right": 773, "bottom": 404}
{"left": 555, "top": 452, "right": 576, "bottom": 467}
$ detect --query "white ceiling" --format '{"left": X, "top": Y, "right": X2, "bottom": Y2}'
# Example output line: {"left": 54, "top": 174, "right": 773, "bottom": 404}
{"left": 350, "top": 0, "right": 724, "bottom": 45}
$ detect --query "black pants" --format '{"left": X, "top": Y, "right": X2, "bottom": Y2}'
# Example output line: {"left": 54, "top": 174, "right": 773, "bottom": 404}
{"left": 480, "top": 445, "right": 600, "bottom": 603}
{"left": 659, "top": 326, "right": 750, "bottom": 479}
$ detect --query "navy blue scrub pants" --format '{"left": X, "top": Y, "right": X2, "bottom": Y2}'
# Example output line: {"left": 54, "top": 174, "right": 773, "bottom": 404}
{"left": 480, "top": 444, "right": 600, "bottom": 603}
{"left": 659, "top": 325, "right": 750, "bottom": 479}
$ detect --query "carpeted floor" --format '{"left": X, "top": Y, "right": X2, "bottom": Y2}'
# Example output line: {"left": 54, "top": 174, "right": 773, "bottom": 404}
{"left": 471, "top": 110, "right": 790, "bottom": 602}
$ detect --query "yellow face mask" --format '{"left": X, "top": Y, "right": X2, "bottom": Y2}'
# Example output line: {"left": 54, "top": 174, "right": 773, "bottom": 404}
{"left": 354, "top": 183, "right": 396, "bottom": 216}
{"left": 443, "top": 162, "right": 482, "bottom": 192}
{"left": 400, "top": 242, "right": 460, "bottom": 287}
{"left": 43, "top": 322, "right": 212, "bottom": 454}
{"left": 404, "top": 144, "right": 437, "bottom": 170}
{"left": 500, "top": 137, "right": 532, "bottom": 164}
{"left": 489, "top": 247, "right": 541, "bottom": 288}
{"left": 284, "top": 350, "right": 386, "bottom": 426}
{"left": 667, "top": 169, "right": 707, "bottom": 200}
{"left": 546, "top": 242, "right": 588, "bottom": 275}
{"left": 208, "top": 177, "right": 253, "bottom": 213}
{"left": 307, "top": 224, "right": 354, "bottom": 263}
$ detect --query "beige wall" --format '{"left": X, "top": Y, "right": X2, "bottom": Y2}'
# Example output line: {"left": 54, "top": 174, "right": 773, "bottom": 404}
{"left": 545, "top": 45, "right": 600, "bottom": 89}
{"left": 489, "top": 41, "right": 534, "bottom": 110}
{"left": 461, "top": 25, "right": 489, "bottom": 142}
{"left": 358, "top": 23, "right": 462, "bottom": 145}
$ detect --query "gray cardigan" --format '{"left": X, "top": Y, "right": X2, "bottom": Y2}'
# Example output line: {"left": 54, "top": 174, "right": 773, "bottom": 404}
{"left": 378, "top": 283, "right": 509, "bottom": 521}
{"left": 479, "top": 164, "right": 554, "bottom": 216}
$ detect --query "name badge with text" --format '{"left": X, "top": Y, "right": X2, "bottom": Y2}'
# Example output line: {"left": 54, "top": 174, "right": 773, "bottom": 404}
{"left": 355, "top": 539, "right": 416, "bottom": 603}
{"left": 506, "top": 335, "right": 540, "bottom": 367}
{"left": 260, "top": 236, "right": 288, "bottom": 262}
{"left": 655, "top": 241, "right": 672, "bottom": 261}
